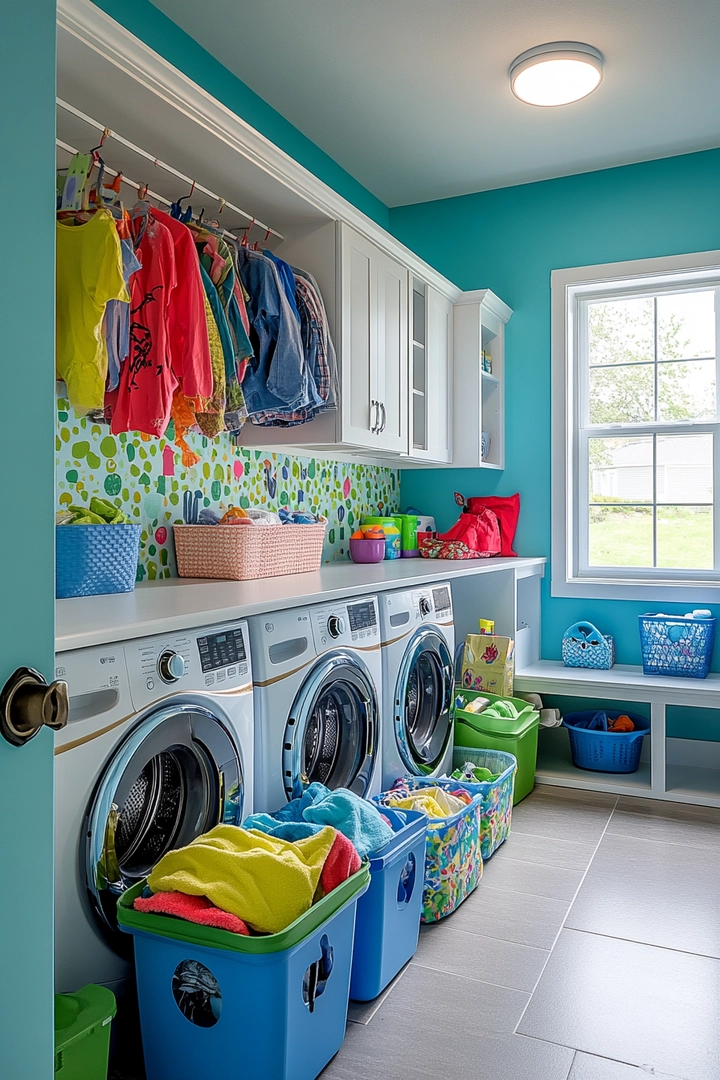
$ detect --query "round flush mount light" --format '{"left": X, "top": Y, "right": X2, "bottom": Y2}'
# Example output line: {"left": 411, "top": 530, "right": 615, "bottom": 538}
{"left": 510, "top": 41, "right": 603, "bottom": 107}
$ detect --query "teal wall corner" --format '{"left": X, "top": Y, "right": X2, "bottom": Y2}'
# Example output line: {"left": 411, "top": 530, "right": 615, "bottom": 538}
{"left": 0, "top": 1, "right": 57, "bottom": 1076}
{"left": 91, "top": 0, "right": 390, "bottom": 230}
{"left": 393, "top": 149, "right": 720, "bottom": 668}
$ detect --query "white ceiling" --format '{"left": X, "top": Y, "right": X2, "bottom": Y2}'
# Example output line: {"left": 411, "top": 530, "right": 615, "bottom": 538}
{"left": 150, "top": 0, "right": 720, "bottom": 207}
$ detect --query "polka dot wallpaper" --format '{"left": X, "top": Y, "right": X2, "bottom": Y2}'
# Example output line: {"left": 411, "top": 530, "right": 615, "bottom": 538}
{"left": 56, "top": 392, "right": 399, "bottom": 579}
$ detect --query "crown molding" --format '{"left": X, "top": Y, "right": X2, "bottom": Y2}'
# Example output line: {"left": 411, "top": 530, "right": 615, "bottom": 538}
{"left": 57, "top": 0, "right": 464, "bottom": 301}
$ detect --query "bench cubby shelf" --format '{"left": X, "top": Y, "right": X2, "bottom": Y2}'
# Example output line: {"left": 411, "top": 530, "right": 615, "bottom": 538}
{"left": 515, "top": 661, "right": 720, "bottom": 808}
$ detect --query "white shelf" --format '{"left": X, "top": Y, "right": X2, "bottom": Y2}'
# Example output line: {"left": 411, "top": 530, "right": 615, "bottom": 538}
{"left": 412, "top": 388, "right": 425, "bottom": 397}
{"left": 412, "top": 339, "right": 425, "bottom": 350}
{"left": 536, "top": 727, "right": 652, "bottom": 796}
{"left": 481, "top": 370, "right": 499, "bottom": 385}
{"left": 520, "top": 660, "right": 720, "bottom": 808}
{"left": 56, "top": 556, "right": 546, "bottom": 653}
{"left": 665, "top": 763, "right": 720, "bottom": 803}
{"left": 515, "top": 659, "right": 720, "bottom": 708}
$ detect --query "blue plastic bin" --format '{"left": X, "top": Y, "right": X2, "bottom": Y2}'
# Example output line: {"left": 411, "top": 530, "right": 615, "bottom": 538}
{"left": 563, "top": 710, "right": 649, "bottom": 773}
{"left": 119, "top": 870, "right": 369, "bottom": 1080}
{"left": 350, "top": 807, "right": 427, "bottom": 1001}
{"left": 639, "top": 613, "right": 715, "bottom": 679}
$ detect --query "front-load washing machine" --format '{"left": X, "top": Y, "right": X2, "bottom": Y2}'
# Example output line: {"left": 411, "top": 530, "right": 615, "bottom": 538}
{"left": 249, "top": 597, "right": 382, "bottom": 813}
{"left": 379, "top": 583, "right": 455, "bottom": 789}
{"left": 54, "top": 620, "right": 253, "bottom": 994}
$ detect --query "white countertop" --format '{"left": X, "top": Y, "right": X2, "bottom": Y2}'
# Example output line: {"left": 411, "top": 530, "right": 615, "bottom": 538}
{"left": 55, "top": 556, "right": 545, "bottom": 652}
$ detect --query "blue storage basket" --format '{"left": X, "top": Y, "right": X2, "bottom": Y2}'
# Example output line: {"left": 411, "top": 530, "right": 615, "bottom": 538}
{"left": 562, "top": 621, "right": 614, "bottom": 669}
{"left": 451, "top": 747, "right": 517, "bottom": 858}
{"left": 56, "top": 524, "right": 141, "bottom": 598}
{"left": 563, "top": 710, "right": 649, "bottom": 773}
{"left": 350, "top": 807, "right": 427, "bottom": 1002}
{"left": 639, "top": 613, "right": 715, "bottom": 679}
{"left": 120, "top": 874, "right": 369, "bottom": 1080}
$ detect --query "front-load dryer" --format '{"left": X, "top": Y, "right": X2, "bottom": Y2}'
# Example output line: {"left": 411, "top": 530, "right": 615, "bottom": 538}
{"left": 379, "top": 583, "right": 455, "bottom": 789}
{"left": 54, "top": 620, "right": 253, "bottom": 994}
{"left": 249, "top": 597, "right": 382, "bottom": 813}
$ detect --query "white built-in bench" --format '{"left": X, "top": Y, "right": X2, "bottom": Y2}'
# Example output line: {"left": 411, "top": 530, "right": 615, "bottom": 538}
{"left": 516, "top": 661, "right": 720, "bottom": 808}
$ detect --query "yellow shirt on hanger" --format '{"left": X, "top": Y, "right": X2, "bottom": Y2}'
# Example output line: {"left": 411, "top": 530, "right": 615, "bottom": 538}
{"left": 56, "top": 209, "right": 130, "bottom": 412}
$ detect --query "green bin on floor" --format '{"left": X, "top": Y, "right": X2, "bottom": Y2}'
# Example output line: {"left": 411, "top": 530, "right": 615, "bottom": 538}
{"left": 453, "top": 688, "right": 539, "bottom": 803}
{"left": 55, "top": 984, "right": 116, "bottom": 1079}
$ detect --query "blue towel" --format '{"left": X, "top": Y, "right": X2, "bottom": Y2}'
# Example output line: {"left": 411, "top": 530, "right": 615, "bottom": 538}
{"left": 242, "top": 812, "right": 321, "bottom": 843}
{"left": 245, "top": 784, "right": 393, "bottom": 858}
{"left": 303, "top": 789, "right": 393, "bottom": 859}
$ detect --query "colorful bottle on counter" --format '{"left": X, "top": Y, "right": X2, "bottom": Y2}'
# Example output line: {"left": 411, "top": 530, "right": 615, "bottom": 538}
{"left": 393, "top": 514, "right": 419, "bottom": 558}
{"left": 361, "top": 516, "right": 401, "bottom": 559}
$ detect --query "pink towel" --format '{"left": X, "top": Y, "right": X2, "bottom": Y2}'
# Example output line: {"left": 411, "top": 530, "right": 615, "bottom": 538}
{"left": 134, "top": 891, "right": 250, "bottom": 934}
{"left": 321, "top": 831, "right": 361, "bottom": 895}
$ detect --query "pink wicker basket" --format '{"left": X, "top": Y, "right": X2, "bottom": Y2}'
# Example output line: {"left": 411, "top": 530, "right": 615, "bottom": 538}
{"left": 173, "top": 519, "right": 327, "bottom": 580}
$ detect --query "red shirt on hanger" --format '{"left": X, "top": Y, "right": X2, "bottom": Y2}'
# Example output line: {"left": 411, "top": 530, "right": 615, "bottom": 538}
{"left": 151, "top": 207, "right": 213, "bottom": 399}
{"left": 107, "top": 214, "right": 178, "bottom": 436}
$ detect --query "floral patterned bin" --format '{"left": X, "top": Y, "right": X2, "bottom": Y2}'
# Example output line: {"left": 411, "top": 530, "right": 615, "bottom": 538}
{"left": 376, "top": 779, "right": 484, "bottom": 923}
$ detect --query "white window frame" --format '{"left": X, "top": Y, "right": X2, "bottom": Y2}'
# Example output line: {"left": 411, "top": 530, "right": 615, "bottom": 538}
{"left": 552, "top": 249, "right": 720, "bottom": 602}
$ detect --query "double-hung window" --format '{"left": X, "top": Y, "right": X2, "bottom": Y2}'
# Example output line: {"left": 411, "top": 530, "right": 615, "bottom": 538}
{"left": 552, "top": 251, "right": 720, "bottom": 601}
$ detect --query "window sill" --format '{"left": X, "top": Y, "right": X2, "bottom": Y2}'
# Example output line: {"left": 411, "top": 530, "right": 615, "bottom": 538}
{"left": 552, "top": 575, "right": 720, "bottom": 603}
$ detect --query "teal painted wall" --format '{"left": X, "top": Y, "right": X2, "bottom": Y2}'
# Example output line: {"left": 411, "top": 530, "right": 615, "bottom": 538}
{"left": 92, "top": 0, "right": 389, "bottom": 229}
{"left": 393, "top": 149, "right": 720, "bottom": 668}
{"left": 0, "top": 2, "right": 57, "bottom": 1075}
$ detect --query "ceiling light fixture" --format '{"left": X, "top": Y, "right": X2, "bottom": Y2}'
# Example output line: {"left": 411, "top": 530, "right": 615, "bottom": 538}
{"left": 510, "top": 41, "right": 603, "bottom": 107}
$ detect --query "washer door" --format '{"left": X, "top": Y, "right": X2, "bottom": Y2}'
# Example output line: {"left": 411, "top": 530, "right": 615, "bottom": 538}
{"left": 283, "top": 651, "right": 378, "bottom": 800}
{"left": 395, "top": 627, "right": 454, "bottom": 775}
{"left": 86, "top": 704, "right": 243, "bottom": 952}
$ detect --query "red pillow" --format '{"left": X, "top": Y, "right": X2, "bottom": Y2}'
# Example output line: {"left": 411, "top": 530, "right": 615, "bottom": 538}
{"left": 466, "top": 494, "right": 520, "bottom": 557}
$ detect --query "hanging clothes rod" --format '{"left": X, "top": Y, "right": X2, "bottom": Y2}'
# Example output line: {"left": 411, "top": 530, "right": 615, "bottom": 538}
{"left": 56, "top": 97, "right": 284, "bottom": 243}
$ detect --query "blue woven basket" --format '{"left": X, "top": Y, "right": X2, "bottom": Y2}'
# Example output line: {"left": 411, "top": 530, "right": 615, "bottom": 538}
{"left": 562, "top": 621, "right": 614, "bottom": 669}
{"left": 639, "top": 614, "right": 715, "bottom": 679}
{"left": 563, "top": 710, "right": 649, "bottom": 773}
{"left": 56, "top": 524, "right": 141, "bottom": 598}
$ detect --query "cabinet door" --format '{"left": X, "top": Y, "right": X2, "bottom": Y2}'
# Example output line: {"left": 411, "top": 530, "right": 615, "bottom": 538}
{"left": 340, "top": 224, "right": 379, "bottom": 449}
{"left": 425, "top": 286, "right": 453, "bottom": 462}
{"left": 375, "top": 249, "right": 408, "bottom": 453}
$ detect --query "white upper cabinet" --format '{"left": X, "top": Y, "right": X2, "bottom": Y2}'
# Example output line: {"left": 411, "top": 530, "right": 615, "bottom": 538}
{"left": 453, "top": 290, "right": 512, "bottom": 470}
{"left": 339, "top": 223, "right": 408, "bottom": 453}
{"left": 408, "top": 280, "right": 453, "bottom": 464}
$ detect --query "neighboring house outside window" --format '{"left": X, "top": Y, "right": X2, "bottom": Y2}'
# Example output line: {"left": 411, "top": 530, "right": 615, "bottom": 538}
{"left": 551, "top": 250, "right": 720, "bottom": 602}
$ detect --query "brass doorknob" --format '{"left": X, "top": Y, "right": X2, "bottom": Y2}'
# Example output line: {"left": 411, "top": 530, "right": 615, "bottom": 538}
{"left": 0, "top": 667, "right": 69, "bottom": 747}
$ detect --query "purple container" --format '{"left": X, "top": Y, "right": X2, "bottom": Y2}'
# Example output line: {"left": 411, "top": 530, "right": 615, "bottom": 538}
{"left": 350, "top": 537, "right": 386, "bottom": 563}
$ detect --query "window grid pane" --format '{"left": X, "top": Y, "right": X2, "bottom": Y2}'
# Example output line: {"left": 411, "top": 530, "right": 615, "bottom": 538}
{"left": 586, "top": 288, "right": 717, "bottom": 427}
{"left": 587, "top": 432, "right": 714, "bottom": 569}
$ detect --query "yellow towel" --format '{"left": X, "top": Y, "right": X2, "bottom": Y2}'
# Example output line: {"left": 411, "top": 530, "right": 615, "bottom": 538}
{"left": 147, "top": 825, "right": 336, "bottom": 934}
{"left": 387, "top": 788, "right": 467, "bottom": 819}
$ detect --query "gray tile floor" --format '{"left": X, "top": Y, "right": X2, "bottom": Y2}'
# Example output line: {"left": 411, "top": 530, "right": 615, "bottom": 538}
{"left": 325, "top": 785, "right": 720, "bottom": 1080}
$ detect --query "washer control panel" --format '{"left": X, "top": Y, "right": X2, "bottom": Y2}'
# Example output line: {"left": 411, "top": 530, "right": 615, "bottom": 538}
{"left": 412, "top": 584, "right": 453, "bottom": 622}
{"left": 126, "top": 621, "right": 251, "bottom": 708}
{"left": 312, "top": 597, "right": 380, "bottom": 650}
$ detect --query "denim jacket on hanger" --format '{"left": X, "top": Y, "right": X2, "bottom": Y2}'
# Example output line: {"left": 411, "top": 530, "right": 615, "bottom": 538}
{"left": 237, "top": 247, "right": 308, "bottom": 416}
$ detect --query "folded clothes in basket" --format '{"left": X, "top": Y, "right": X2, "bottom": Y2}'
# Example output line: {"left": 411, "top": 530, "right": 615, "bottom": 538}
{"left": 133, "top": 890, "right": 251, "bottom": 934}
{"left": 146, "top": 824, "right": 338, "bottom": 934}
{"left": 384, "top": 787, "right": 470, "bottom": 818}
{"left": 245, "top": 782, "right": 393, "bottom": 859}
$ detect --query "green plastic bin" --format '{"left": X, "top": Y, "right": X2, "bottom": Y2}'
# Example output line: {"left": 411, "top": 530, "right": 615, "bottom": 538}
{"left": 55, "top": 984, "right": 116, "bottom": 1080}
{"left": 453, "top": 689, "right": 539, "bottom": 803}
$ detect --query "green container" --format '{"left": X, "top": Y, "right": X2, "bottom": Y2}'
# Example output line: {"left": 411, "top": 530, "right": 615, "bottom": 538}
{"left": 453, "top": 688, "right": 539, "bottom": 803}
{"left": 55, "top": 984, "right": 116, "bottom": 1080}
{"left": 117, "top": 863, "right": 371, "bottom": 954}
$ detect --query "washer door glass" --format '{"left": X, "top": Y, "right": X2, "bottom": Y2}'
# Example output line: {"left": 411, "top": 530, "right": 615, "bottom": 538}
{"left": 87, "top": 704, "right": 242, "bottom": 951}
{"left": 284, "top": 651, "right": 377, "bottom": 800}
{"left": 396, "top": 628, "right": 453, "bottom": 774}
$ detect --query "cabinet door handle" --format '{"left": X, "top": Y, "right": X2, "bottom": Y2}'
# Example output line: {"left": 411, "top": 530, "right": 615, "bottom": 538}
{"left": 378, "top": 401, "right": 387, "bottom": 434}
{"left": 370, "top": 400, "right": 379, "bottom": 434}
